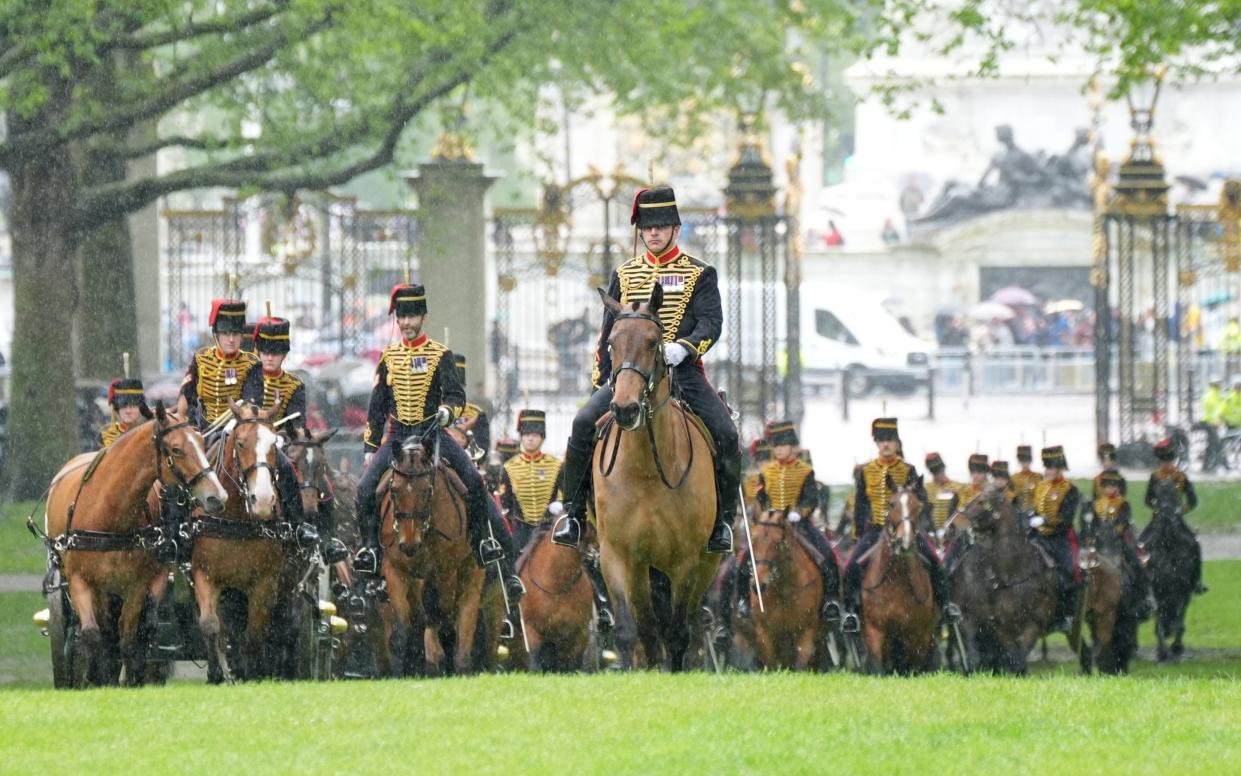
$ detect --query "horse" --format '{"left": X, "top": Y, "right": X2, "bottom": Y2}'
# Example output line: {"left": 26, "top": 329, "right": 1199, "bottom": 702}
{"left": 44, "top": 404, "right": 227, "bottom": 687}
{"left": 508, "top": 522, "right": 594, "bottom": 672}
{"left": 858, "top": 479, "right": 938, "bottom": 674}
{"left": 1144, "top": 477, "right": 1198, "bottom": 663}
{"left": 184, "top": 400, "right": 288, "bottom": 683}
{"left": 1077, "top": 519, "right": 1138, "bottom": 674}
{"left": 379, "top": 434, "right": 488, "bottom": 676}
{"left": 950, "top": 488, "right": 1058, "bottom": 674}
{"left": 748, "top": 508, "right": 826, "bottom": 670}
{"left": 593, "top": 285, "right": 721, "bottom": 670}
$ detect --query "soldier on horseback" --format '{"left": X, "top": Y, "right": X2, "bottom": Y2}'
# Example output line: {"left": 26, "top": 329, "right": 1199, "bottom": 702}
{"left": 1030, "top": 445, "right": 1081, "bottom": 632}
{"left": 552, "top": 186, "right": 740, "bottom": 555}
{"left": 99, "top": 377, "right": 147, "bottom": 448}
{"left": 352, "top": 283, "right": 525, "bottom": 622}
{"left": 1011, "top": 444, "right": 1042, "bottom": 514}
{"left": 1085, "top": 470, "right": 1154, "bottom": 618}
{"left": 1092, "top": 442, "right": 1126, "bottom": 500}
{"left": 841, "top": 418, "right": 959, "bottom": 633}
{"left": 990, "top": 461, "right": 1017, "bottom": 505}
{"left": 923, "top": 452, "right": 964, "bottom": 538}
{"left": 1141, "top": 438, "right": 1207, "bottom": 595}
{"left": 500, "top": 409, "right": 615, "bottom": 631}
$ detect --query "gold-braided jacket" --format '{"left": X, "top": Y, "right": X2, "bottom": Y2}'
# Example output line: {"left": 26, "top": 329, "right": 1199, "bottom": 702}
{"left": 502, "top": 453, "right": 562, "bottom": 525}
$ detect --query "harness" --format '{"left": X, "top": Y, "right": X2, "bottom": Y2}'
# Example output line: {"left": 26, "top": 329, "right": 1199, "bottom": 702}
{"left": 383, "top": 428, "right": 465, "bottom": 543}
{"left": 751, "top": 511, "right": 820, "bottom": 590}
{"left": 43, "top": 419, "right": 215, "bottom": 555}
{"left": 597, "top": 309, "right": 696, "bottom": 490}
{"left": 189, "top": 416, "right": 288, "bottom": 544}
{"left": 285, "top": 436, "right": 335, "bottom": 507}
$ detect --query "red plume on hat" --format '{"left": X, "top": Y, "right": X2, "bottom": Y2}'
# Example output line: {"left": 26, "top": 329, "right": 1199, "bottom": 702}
{"left": 630, "top": 188, "right": 650, "bottom": 226}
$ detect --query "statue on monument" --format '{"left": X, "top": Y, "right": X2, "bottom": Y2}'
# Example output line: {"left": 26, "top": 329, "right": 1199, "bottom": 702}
{"left": 915, "top": 125, "right": 1092, "bottom": 226}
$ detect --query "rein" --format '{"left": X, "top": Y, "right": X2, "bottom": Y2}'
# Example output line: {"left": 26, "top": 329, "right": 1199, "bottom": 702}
{"left": 286, "top": 438, "right": 333, "bottom": 504}
{"left": 597, "top": 309, "right": 695, "bottom": 490}
{"left": 385, "top": 429, "right": 464, "bottom": 542}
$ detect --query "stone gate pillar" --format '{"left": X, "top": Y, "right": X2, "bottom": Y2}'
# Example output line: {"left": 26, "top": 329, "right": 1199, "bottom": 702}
{"left": 405, "top": 159, "right": 496, "bottom": 397}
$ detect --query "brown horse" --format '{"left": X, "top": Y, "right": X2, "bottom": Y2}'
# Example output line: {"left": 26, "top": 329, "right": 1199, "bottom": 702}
{"left": 45, "top": 404, "right": 227, "bottom": 687}
{"left": 749, "top": 509, "right": 826, "bottom": 670}
{"left": 951, "top": 489, "right": 1057, "bottom": 674}
{"left": 185, "top": 400, "right": 287, "bottom": 683}
{"left": 379, "top": 436, "right": 488, "bottom": 676}
{"left": 859, "top": 480, "right": 938, "bottom": 674}
{"left": 594, "top": 285, "right": 720, "bottom": 670}
{"left": 509, "top": 523, "right": 594, "bottom": 672}
{"left": 1077, "top": 524, "right": 1137, "bottom": 674}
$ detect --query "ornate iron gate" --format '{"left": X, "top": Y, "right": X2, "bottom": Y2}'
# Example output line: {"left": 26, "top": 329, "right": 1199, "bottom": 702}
{"left": 162, "top": 195, "right": 416, "bottom": 369}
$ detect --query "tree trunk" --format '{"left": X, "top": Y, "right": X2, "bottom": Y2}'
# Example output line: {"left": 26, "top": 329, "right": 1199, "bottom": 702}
{"left": 1, "top": 142, "right": 82, "bottom": 498}
{"left": 76, "top": 156, "right": 139, "bottom": 381}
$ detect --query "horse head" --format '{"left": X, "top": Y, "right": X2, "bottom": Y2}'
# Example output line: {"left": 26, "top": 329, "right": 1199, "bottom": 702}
{"left": 752, "top": 508, "right": 796, "bottom": 588}
{"left": 600, "top": 283, "right": 667, "bottom": 432}
{"left": 884, "top": 474, "right": 922, "bottom": 554}
{"left": 153, "top": 402, "right": 227, "bottom": 514}
{"left": 390, "top": 436, "right": 436, "bottom": 557}
{"left": 225, "top": 399, "right": 280, "bottom": 518}
{"left": 285, "top": 426, "right": 337, "bottom": 521}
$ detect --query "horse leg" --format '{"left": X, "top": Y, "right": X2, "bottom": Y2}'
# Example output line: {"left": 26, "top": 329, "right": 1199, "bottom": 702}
{"left": 67, "top": 576, "right": 100, "bottom": 688}
{"left": 244, "top": 576, "right": 280, "bottom": 680}
{"left": 452, "top": 576, "right": 485, "bottom": 675}
{"left": 385, "top": 573, "right": 414, "bottom": 678}
{"left": 600, "top": 549, "right": 639, "bottom": 670}
{"left": 793, "top": 624, "right": 817, "bottom": 671}
{"left": 193, "top": 573, "right": 229, "bottom": 684}
{"left": 117, "top": 585, "right": 150, "bottom": 687}
{"left": 863, "top": 622, "right": 885, "bottom": 675}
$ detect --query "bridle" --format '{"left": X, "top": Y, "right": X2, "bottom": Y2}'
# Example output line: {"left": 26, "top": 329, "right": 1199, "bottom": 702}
{"left": 387, "top": 429, "right": 440, "bottom": 531}
{"left": 600, "top": 308, "right": 694, "bottom": 490}
{"left": 154, "top": 418, "right": 217, "bottom": 498}
{"left": 884, "top": 490, "right": 915, "bottom": 553}
{"left": 286, "top": 436, "right": 332, "bottom": 506}
{"left": 220, "top": 417, "right": 277, "bottom": 518}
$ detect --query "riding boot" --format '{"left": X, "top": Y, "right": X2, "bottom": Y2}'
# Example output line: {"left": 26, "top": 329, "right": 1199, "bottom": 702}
{"left": 582, "top": 548, "right": 615, "bottom": 632}
{"left": 821, "top": 566, "right": 842, "bottom": 623}
{"left": 552, "top": 436, "right": 592, "bottom": 547}
{"left": 352, "top": 507, "right": 382, "bottom": 576}
{"left": 841, "top": 563, "right": 862, "bottom": 633}
{"left": 707, "top": 455, "right": 741, "bottom": 554}
{"left": 930, "top": 559, "right": 960, "bottom": 623}
{"left": 496, "top": 549, "right": 526, "bottom": 642}
{"left": 1192, "top": 542, "right": 1208, "bottom": 594}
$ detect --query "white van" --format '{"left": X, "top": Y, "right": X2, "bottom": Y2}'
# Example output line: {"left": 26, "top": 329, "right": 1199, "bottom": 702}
{"left": 798, "top": 285, "right": 933, "bottom": 396}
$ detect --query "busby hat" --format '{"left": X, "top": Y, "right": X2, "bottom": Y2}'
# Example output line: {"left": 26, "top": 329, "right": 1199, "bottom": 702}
{"left": 389, "top": 283, "right": 427, "bottom": 316}
{"left": 631, "top": 186, "right": 681, "bottom": 229}
{"left": 991, "top": 460, "right": 1010, "bottom": 479}
{"left": 968, "top": 453, "right": 990, "bottom": 473}
{"left": 253, "top": 317, "right": 291, "bottom": 354}
{"left": 925, "top": 452, "right": 945, "bottom": 473}
{"left": 1042, "top": 445, "right": 1068, "bottom": 469}
{"left": 871, "top": 417, "right": 899, "bottom": 442}
{"left": 1153, "top": 438, "right": 1177, "bottom": 461}
{"left": 516, "top": 409, "right": 546, "bottom": 436}
{"left": 209, "top": 299, "right": 248, "bottom": 334}
{"left": 749, "top": 437, "right": 773, "bottom": 463}
{"left": 764, "top": 420, "right": 798, "bottom": 447}
{"left": 1097, "top": 442, "right": 1117, "bottom": 462}
{"left": 108, "top": 378, "right": 146, "bottom": 409}
{"left": 1099, "top": 470, "right": 1125, "bottom": 488}
{"left": 1016, "top": 444, "right": 1033, "bottom": 463}
{"left": 495, "top": 437, "right": 519, "bottom": 460}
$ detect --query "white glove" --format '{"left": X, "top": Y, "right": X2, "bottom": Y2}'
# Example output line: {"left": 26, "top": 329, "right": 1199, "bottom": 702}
{"left": 363, "top": 452, "right": 374, "bottom": 468}
{"left": 787, "top": 510, "right": 802, "bottom": 523}
{"left": 435, "top": 406, "right": 453, "bottom": 428}
{"left": 663, "top": 342, "right": 690, "bottom": 367}
{"left": 548, "top": 501, "right": 564, "bottom": 517}
{"left": 935, "top": 528, "right": 946, "bottom": 543}
{"left": 1029, "top": 515, "right": 1045, "bottom": 528}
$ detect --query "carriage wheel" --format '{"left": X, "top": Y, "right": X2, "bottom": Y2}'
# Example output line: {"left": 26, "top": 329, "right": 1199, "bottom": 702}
{"left": 291, "top": 590, "right": 326, "bottom": 680}
{"left": 46, "top": 584, "right": 75, "bottom": 689}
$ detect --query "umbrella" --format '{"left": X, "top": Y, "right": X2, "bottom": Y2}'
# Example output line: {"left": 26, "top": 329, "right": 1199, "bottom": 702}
{"left": 989, "top": 286, "right": 1039, "bottom": 306}
{"left": 966, "top": 301, "right": 1015, "bottom": 320}
{"left": 1044, "top": 299, "right": 1084, "bottom": 314}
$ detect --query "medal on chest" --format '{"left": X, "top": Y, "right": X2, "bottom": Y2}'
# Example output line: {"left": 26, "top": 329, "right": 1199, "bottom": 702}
{"left": 658, "top": 273, "right": 686, "bottom": 295}
{"left": 224, "top": 368, "right": 238, "bottom": 386}
{"left": 537, "top": 468, "right": 546, "bottom": 481}
{"left": 410, "top": 355, "right": 429, "bottom": 374}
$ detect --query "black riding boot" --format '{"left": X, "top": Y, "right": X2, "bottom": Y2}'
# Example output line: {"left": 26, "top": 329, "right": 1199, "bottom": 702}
{"left": 841, "top": 562, "right": 862, "bottom": 633}
{"left": 583, "top": 548, "right": 615, "bottom": 632}
{"left": 277, "top": 456, "right": 319, "bottom": 552}
{"left": 552, "top": 436, "right": 592, "bottom": 547}
{"left": 1192, "top": 543, "right": 1208, "bottom": 594}
{"left": 821, "top": 565, "right": 842, "bottom": 622}
{"left": 707, "top": 455, "right": 741, "bottom": 554}
{"left": 930, "top": 561, "right": 961, "bottom": 623}
{"left": 353, "top": 507, "right": 382, "bottom": 575}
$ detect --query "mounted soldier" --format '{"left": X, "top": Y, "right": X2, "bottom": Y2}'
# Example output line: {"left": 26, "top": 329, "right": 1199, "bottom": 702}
{"left": 452, "top": 353, "right": 490, "bottom": 459}
{"left": 99, "top": 375, "right": 147, "bottom": 449}
{"left": 500, "top": 409, "right": 615, "bottom": 631}
{"left": 1141, "top": 438, "right": 1207, "bottom": 595}
{"left": 1091, "top": 442, "right": 1126, "bottom": 500}
{"left": 1010, "top": 444, "right": 1042, "bottom": 515}
{"left": 990, "top": 460, "right": 1017, "bottom": 505}
{"left": 552, "top": 186, "right": 740, "bottom": 555}
{"left": 1084, "top": 470, "right": 1154, "bottom": 618}
{"left": 840, "top": 418, "right": 958, "bottom": 633}
{"left": 352, "top": 283, "right": 525, "bottom": 619}
{"left": 922, "top": 452, "right": 963, "bottom": 538}
{"left": 1030, "top": 445, "right": 1081, "bottom": 632}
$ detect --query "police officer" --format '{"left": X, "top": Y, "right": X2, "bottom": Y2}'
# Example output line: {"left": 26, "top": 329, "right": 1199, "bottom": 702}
{"left": 1011, "top": 444, "right": 1042, "bottom": 515}
{"left": 352, "top": 283, "right": 525, "bottom": 617}
{"left": 1142, "top": 438, "right": 1207, "bottom": 595}
{"left": 841, "top": 418, "right": 958, "bottom": 633}
{"left": 100, "top": 377, "right": 147, "bottom": 448}
{"left": 500, "top": 409, "right": 615, "bottom": 631}
{"left": 1084, "top": 470, "right": 1154, "bottom": 618}
{"left": 552, "top": 186, "right": 740, "bottom": 554}
{"left": 1030, "top": 445, "right": 1081, "bottom": 632}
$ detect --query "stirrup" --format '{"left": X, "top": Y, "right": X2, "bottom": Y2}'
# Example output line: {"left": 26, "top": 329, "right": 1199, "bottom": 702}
{"left": 841, "top": 612, "right": 860, "bottom": 633}
{"left": 823, "top": 600, "right": 842, "bottom": 622}
{"left": 499, "top": 618, "right": 516, "bottom": 642}
{"left": 478, "top": 536, "right": 504, "bottom": 565}
{"left": 942, "top": 602, "right": 961, "bottom": 623}
{"left": 707, "top": 521, "right": 734, "bottom": 554}
{"left": 551, "top": 515, "right": 581, "bottom": 547}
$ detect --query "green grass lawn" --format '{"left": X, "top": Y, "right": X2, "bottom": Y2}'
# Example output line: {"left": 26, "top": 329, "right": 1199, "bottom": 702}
{"left": 0, "top": 501, "right": 46, "bottom": 575}
{"left": 2, "top": 672, "right": 1239, "bottom": 774}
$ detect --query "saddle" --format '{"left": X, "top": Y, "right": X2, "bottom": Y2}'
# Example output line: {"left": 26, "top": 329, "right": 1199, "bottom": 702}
{"left": 794, "top": 532, "right": 826, "bottom": 568}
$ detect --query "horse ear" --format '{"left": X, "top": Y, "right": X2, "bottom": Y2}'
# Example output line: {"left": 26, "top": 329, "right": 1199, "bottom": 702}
{"left": 154, "top": 401, "right": 167, "bottom": 423}
{"left": 138, "top": 403, "right": 154, "bottom": 421}
{"left": 648, "top": 281, "right": 664, "bottom": 314}
{"left": 392, "top": 443, "right": 406, "bottom": 465}
{"left": 597, "top": 287, "right": 622, "bottom": 317}
{"left": 315, "top": 428, "right": 339, "bottom": 445}
{"left": 228, "top": 398, "right": 244, "bottom": 419}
